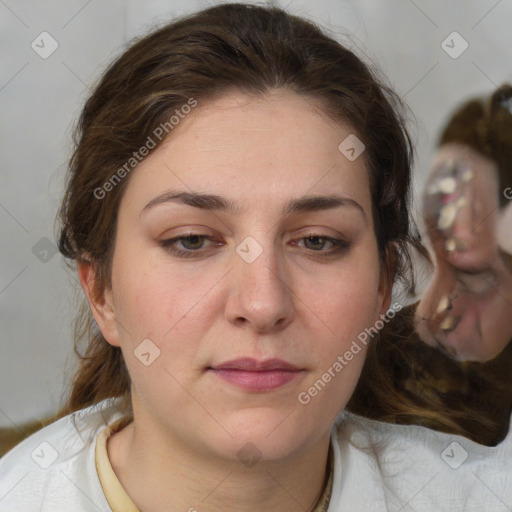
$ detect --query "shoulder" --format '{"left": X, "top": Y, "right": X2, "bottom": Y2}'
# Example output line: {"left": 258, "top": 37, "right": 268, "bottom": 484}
{"left": 0, "top": 398, "right": 126, "bottom": 512}
{"left": 329, "top": 411, "right": 512, "bottom": 511}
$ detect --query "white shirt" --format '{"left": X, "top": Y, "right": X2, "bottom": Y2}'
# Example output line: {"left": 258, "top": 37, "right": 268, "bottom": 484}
{"left": 0, "top": 398, "right": 511, "bottom": 511}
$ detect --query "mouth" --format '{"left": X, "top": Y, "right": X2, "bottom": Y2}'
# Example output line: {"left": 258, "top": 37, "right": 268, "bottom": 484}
{"left": 208, "top": 358, "right": 304, "bottom": 392}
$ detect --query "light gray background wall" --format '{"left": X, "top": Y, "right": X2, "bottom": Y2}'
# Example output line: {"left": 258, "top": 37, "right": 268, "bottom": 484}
{"left": 1, "top": 0, "right": 511, "bottom": 427}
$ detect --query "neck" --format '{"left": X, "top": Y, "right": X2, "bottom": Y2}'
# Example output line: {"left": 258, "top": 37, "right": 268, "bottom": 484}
{"left": 107, "top": 412, "right": 332, "bottom": 512}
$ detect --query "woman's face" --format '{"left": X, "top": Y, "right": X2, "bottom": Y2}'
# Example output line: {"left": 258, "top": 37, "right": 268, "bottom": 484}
{"left": 90, "top": 90, "right": 390, "bottom": 462}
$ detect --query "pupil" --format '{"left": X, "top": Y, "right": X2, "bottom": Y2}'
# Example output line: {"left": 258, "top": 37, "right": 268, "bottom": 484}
{"left": 184, "top": 235, "right": 203, "bottom": 249}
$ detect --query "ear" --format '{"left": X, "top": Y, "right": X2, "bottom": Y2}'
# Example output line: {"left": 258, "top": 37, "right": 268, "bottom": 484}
{"left": 77, "top": 260, "right": 121, "bottom": 347}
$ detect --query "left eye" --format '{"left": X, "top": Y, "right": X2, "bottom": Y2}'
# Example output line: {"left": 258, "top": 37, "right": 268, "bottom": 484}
{"left": 298, "top": 235, "right": 337, "bottom": 251}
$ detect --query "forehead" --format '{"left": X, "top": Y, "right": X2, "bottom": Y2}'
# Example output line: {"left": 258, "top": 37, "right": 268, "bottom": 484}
{"left": 121, "top": 89, "right": 372, "bottom": 214}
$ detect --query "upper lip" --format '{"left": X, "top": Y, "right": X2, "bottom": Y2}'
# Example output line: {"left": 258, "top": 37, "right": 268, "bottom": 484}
{"left": 211, "top": 358, "right": 301, "bottom": 371}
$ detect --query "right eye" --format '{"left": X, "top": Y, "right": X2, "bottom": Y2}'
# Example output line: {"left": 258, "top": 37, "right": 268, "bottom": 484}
{"left": 159, "top": 234, "right": 223, "bottom": 258}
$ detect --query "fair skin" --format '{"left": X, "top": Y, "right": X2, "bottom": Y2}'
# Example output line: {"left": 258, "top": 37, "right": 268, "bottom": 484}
{"left": 79, "top": 90, "right": 391, "bottom": 512}
{"left": 416, "top": 143, "right": 512, "bottom": 361}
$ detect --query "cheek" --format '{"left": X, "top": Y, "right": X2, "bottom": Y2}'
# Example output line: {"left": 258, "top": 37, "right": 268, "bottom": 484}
{"left": 111, "top": 236, "right": 209, "bottom": 328}
{"left": 293, "top": 263, "right": 382, "bottom": 414}
{"left": 110, "top": 261, "right": 213, "bottom": 401}
{"left": 110, "top": 251, "right": 222, "bottom": 377}
{"left": 314, "top": 288, "right": 377, "bottom": 378}
{"left": 321, "top": 260, "right": 382, "bottom": 340}
{"left": 296, "top": 271, "right": 379, "bottom": 419}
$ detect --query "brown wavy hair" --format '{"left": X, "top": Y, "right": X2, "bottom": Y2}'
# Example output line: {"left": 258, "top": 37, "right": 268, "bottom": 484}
{"left": 57, "top": 4, "right": 424, "bottom": 418}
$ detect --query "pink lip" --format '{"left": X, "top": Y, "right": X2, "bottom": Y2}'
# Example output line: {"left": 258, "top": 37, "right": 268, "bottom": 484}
{"left": 209, "top": 358, "right": 303, "bottom": 392}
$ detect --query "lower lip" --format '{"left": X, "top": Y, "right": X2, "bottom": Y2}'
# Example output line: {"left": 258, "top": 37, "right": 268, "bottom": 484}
{"left": 209, "top": 369, "right": 303, "bottom": 392}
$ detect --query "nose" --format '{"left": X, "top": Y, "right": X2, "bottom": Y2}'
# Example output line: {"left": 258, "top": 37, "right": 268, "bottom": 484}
{"left": 224, "top": 240, "right": 295, "bottom": 333}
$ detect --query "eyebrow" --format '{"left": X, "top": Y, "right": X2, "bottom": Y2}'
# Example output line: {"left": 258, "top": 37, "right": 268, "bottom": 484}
{"left": 140, "top": 190, "right": 366, "bottom": 220}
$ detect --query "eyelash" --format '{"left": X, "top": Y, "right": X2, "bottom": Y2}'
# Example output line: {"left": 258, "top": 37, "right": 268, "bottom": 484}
{"left": 158, "top": 232, "right": 350, "bottom": 259}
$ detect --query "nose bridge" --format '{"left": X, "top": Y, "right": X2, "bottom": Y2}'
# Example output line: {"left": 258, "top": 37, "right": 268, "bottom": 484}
{"left": 236, "top": 234, "right": 287, "bottom": 300}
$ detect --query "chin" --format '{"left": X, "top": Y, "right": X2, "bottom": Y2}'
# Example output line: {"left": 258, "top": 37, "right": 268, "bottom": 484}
{"left": 212, "top": 408, "right": 317, "bottom": 463}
